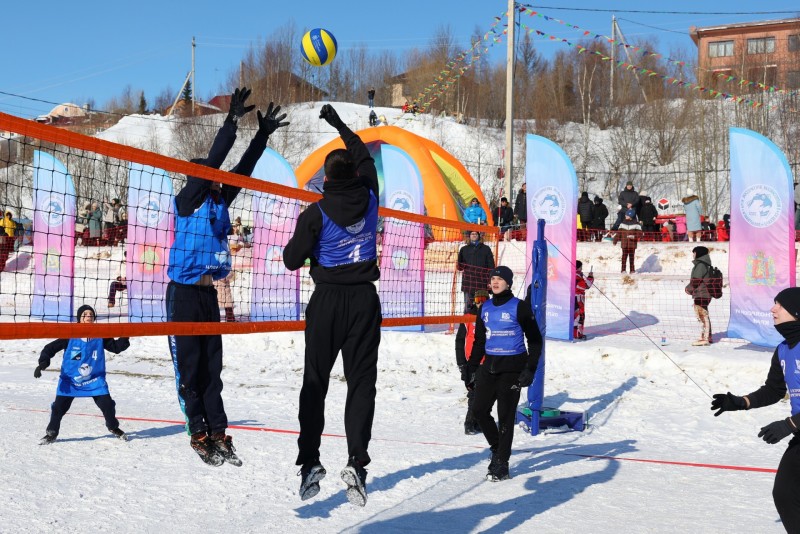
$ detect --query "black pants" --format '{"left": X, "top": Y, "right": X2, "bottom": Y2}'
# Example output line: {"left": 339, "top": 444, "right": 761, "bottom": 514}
{"left": 472, "top": 368, "right": 522, "bottom": 463}
{"left": 774, "top": 436, "right": 800, "bottom": 533}
{"left": 296, "top": 283, "right": 382, "bottom": 467}
{"left": 108, "top": 280, "right": 126, "bottom": 304}
{"left": 166, "top": 281, "right": 227, "bottom": 436}
{"left": 47, "top": 394, "right": 119, "bottom": 435}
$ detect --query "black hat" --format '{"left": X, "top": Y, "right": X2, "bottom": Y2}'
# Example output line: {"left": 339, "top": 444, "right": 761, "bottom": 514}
{"left": 490, "top": 266, "right": 514, "bottom": 288}
{"left": 594, "top": 196, "right": 603, "bottom": 203}
{"left": 76, "top": 304, "right": 96, "bottom": 322}
{"left": 776, "top": 288, "right": 800, "bottom": 320}
{"left": 692, "top": 246, "right": 709, "bottom": 258}
{"left": 501, "top": 197, "right": 508, "bottom": 203}
{"left": 625, "top": 180, "right": 633, "bottom": 187}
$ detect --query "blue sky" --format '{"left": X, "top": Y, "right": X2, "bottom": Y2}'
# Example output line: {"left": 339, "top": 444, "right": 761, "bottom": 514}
{"left": 2, "top": 1, "right": 799, "bottom": 119}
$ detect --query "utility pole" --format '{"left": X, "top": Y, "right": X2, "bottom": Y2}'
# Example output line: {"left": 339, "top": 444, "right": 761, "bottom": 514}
{"left": 503, "top": 0, "right": 515, "bottom": 203}
{"left": 614, "top": 20, "right": 648, "bottom": 103}
{"left": 191, "top": 36, "right": 196, "bottom": 115}
{"left": 610, "top": 15, "right": 615, "bottom": 105}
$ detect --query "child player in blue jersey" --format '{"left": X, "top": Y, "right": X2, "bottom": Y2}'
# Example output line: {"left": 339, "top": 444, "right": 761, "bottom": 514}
{"left": 466, "top": 266, "right": 543, "bottom": 481}
{"left": 34, "top": 305, "right": 130, "bottom": 444}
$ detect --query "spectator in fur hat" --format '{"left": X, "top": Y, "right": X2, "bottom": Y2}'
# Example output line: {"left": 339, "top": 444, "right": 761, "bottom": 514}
{"left": 710, "top": 287, "right": 800, "bottom": 532}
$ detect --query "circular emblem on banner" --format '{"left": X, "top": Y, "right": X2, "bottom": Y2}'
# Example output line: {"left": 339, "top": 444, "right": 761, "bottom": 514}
{"left": 258, "top": 195, "right": 291, "bottom": 226}
{"left": 739, "top": 184, "right": 781, "bottom": 228}
{"left": 37, "top": 194, "right": 66, "bottom": 227}
{"left": 136, "top": 194, "right": 168, "bottom": 227}
{"left": 530, "top": 186, "right": 566, "bottom": 225}
{"left": 265, "top": 245, "right": 285, "bottom": 274}
{"left": 391, "top": 249, "right": 410, "bottom": 270}
{"left": 657, "top": 198, "right": 670, "bottom": 212}
{"left": 388, "top": 190, "right": 414, "bottom": 213}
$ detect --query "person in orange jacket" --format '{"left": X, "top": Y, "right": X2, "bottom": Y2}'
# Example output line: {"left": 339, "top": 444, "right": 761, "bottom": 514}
{"left": 455, "top": 289, "right": 489, "bottom": 434}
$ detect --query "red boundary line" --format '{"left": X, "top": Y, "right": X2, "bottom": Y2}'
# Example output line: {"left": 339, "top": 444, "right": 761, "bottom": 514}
{"left": 565, "top": 453, "right": 776, "bottom": 473}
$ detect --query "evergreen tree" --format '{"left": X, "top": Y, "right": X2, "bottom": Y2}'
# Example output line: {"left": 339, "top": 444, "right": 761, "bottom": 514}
{"left": 181, "top": 81, "right": 192, "bottom": 103}
{"left": 138, "top": 92, "right": 147, "bottom": 114}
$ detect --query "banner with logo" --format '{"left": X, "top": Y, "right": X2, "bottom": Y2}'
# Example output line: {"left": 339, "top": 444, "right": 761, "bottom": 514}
{"left": 250, "top": 148, "right": 300, "bottom": 320}
{"left": 32, "top": 151, "right": 76, "bottom": 321}
{"left": 525, "top": 134, "right": 577, "bottom": 340}
{"left": 379, "top": 145, "right": 425, "bottom": 330}
{"left": 728, "top": 128, "right": 795, "bottom": 346}
{"left": 127, "top": 163, "right": 174, "bottom": 322}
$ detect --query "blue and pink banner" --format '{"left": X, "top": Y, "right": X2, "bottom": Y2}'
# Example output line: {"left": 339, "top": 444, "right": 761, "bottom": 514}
{"left": 127, "top": 163, "right": 174, "bottom": 322}
{"left": 32, "top": 151, "right": 76, "bottom": 321}
{"left": 525, "top": 134, "right": 578, "bottom": 340}
{"left": 378, "top": 145, "right": 425, "bottom": 329}
{"left": 250, "top": 148, "right": 300, "bottom": 320}
{"left": 728, "top": 128, "right": 796, "bottom": 347}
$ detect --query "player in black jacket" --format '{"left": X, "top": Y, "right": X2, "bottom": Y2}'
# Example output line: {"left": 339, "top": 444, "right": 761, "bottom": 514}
{"left": 466, "top": 266, "right": 543, "bottom": 481}
{"left": 283, "top": 104, "right": 380, "bottom": 507}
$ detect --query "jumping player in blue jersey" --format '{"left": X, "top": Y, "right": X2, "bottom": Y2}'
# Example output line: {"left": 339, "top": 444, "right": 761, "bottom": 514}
{"left": 711, "top": 287, "right": 800, "bottom": 532}
{"left": 466, "top": 266, "right": 543, "bottom": 481}
{"left": 166, "top": 87, "right": 288, "bottom": 467}
{"left": 283, "top": 104, "right": 381, "bottom": 507}
{"left": 35, "top": 305, "right": 130, "bottom": 444}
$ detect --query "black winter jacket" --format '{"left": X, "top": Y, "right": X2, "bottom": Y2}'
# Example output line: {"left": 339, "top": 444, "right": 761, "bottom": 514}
{"left": 493, "top": 205, "right": 514, "bottom": 227}
{"left": 591, "top": 200, "right": 609, "bottom": 228}
{"left": 618, "top": 187, "right": 640, "bottom": 213}
{"left": 578, "top": 195, "right": 594, "bottom": 225}
{"left": 283, "top": 125, "right": 380, "bottom": 285}
{"left": 639, "top": 197, "right": 658, "bottom": 225}
{"left": 745, "top": 323, "right": 800, "bottom": 429}
{"left": 457, "top": 241, "right": 495, "bottom": 293}
{"left": 514, "top": 190, "right": 527, "bottom": 222}
{"left": 468, "top": 289, "right": 542, "bottom": 375}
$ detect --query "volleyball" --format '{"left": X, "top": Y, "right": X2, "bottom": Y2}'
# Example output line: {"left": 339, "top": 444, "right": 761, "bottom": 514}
{"left": 301, "top": 28, "right": 337, "bottom": 67}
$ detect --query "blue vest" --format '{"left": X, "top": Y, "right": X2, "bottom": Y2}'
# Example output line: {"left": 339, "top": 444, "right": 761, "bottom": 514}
{"left": 482, "top": 297, "right": 526, "bottom": 356}
{"left": 57, "top": 338, "right": 109, "bottom": 397}
{"left": 168, "top": 195, "right": 232, "bottom": 284}
{"left": 778, "top": 342, "right": 800, "bottom": 416}
{"left": 313, "top": 191, "right": 378, "bottom": 268}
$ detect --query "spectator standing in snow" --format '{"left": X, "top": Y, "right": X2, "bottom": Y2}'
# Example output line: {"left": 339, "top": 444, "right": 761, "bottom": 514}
{"left": 107, "top": 251, "right": 127, "bottom": 308}
{"left": 685, "top": 245, "right": 714, "bottom": 346}
{"left": 683, "top": 188, "right": 703, "bottom": 242}
{"left": 368, "top": 109, "right": 377, "bottom": 127}
{"left": 613, "top": 212, "right": 641, "bottom": 273}
{"left": 574, "top": 261, "right": 594, "bottom": 340}
{"left": 457, "top": 231, "right": 495, "bottom": 312}
{"left": 611, "top": 180, "right": 640, "bottom": 231}
{"left": 466, "top": 266, "right": 543, "bottom": 481}
{"left": 493, "top": 197, "right": 514, "bottom": 240}
{"left": 590, "top": 196, "right": 609, "bottom": 241}
{"left": 34, "top": 305, "right": 130, "bottom": 444}
{"left": 711, "top": 287, "right": 800, "bottom": 532}
{"left": 577, "top": 192, "right": 594, "bottom": 241}
{"left": 88, "top": 202, "right": 102, "bottom": 246}
{"left": 283, "top": 104, "right": 380, "bottom": 507}
{"left": 455, "top": 289, "right": 490, "bottom": 435}
{"left": 464, "top": 198, "right": 487, "bottom": 225}
{"left": 0, "top": 211, "right": 16, "bottom": 271}
{"left": 639, "top": 194, "right": 659, "bottom": 237}
{"left": 514, "top": 183, "right": 527, "bottom": 229}
{"left": 167, "top": 87, "right": 288, "bottom": 467}
{"left": 367, "top": 87, "right": 375, "bottom": 108}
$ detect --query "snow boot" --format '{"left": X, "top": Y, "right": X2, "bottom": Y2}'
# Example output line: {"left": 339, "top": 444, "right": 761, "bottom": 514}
{"left": 210, "top": 432, "right": 242, "bottom": 467}
{"left": 487, "top": 456, "right": 510, "bottom": 482}
{"left": 341, "top": 458, "right": 368, "bottom": 507}
{"left": 190, "top": 433, "right": 224, "bottom": 467}
{"left": 40, "top": 430, "right": 57, "bottom": 445}
{"left": 299, "top": 460, "right": 327, "bottom": 501}
{"left": 109, "top": 427, "right": 129, "bottom": 441}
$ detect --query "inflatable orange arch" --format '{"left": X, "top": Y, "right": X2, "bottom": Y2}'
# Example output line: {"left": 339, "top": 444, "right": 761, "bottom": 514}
{"left": 295, "top": 126, "right": 493, "bottom": 239}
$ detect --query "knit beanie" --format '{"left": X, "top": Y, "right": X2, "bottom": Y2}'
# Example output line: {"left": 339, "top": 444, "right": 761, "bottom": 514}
{"left": 76, "top": 304, "right": 96, "bottom": 322}
{"left": 490, "top": 266, "right": 514, "bottom": 288}
{"left": 775, "top": 288, "right": 800, "bottom": 320}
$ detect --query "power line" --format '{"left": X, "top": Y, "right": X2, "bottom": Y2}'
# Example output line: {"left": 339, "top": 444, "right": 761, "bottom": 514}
{"left": 516, "top": 3, "right": 800, "bottom": 16}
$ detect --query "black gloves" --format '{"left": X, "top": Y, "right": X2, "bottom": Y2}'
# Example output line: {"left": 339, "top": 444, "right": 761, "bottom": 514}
{"left": 227, "top": 87, "right": 255, "bottom": 123}
{"left": 256, "top": 102, "right": 289, "bottom": 137}
{"left": 758, "top": 419, "right": 795, "bottom": 444}
{"left": 710, "top": 392, "right": 747, "bottom": 416}
{"left": 319, "top": 104, "right": 345, "bottom": 130}
{"left": 517, "top": 368, "right": 534, "bottom": 388}
{"left": 34, "top": 365, "right": 45, "bottom": 378}
{"left": 458, "top": 364, "right": 468, "bottom": 384}
{"left": 464, "top": 368, "right": 477, "bottom": 391}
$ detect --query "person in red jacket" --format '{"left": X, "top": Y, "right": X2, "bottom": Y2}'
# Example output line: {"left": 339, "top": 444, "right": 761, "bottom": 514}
{"left": 574, "top": 261, "right": 594, "bottom": 340}
{"left": 455, "top": 289, "right": 489, "bottom": 435}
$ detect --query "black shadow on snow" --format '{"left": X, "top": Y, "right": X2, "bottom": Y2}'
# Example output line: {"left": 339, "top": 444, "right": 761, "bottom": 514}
{"left": 5, "top": 252, "right": 31, "bottom": 272}
{"left": 355, "top": 439, "right": 638, "bottom": 533}
{"left": 127, "top": 424, "right": 187, "bottom": 439}
{"left": 587, "top": 310, "right": 659, "bottom": 336}
{"left": 541, "top": 376, "right": 638, "bottom": 425}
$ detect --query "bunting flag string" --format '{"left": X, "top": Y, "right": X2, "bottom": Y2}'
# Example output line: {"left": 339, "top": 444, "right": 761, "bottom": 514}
{"left": 516, "top": 4, "right": 800, "bottom": 101}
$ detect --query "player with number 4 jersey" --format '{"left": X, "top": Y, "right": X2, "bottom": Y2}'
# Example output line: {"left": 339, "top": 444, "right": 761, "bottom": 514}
{"left": 284, "top": 104, "right": 381, "bottom": 507}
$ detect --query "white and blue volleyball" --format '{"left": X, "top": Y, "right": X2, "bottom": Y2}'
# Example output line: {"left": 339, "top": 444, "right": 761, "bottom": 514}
{"left": 301, "top": 28, "right": 337, "bottom": 67}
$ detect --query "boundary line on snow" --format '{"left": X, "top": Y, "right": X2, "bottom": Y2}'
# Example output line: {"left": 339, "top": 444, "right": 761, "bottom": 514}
{"left": 566, "top": 453, "right": 777, "bottom": 473}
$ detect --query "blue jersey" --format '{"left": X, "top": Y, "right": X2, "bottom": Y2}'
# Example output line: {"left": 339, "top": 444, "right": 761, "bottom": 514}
{"left": 57, "top": 338, "right": 109, "bottom": 397}
{"left": 482, "top": 297, "right": 526, "bottom": 356}
{"left": 313, "top": 191, "right": 378, "bottom": 268}
{"left": 168, "top": 195, "right": 232, "bottom": 284}
{"left": 778, "top": 342, "right": 800, "bottom": 416}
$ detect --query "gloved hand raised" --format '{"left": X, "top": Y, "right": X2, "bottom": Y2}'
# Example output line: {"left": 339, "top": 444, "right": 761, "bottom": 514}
{"left": 34, "top": 365, "right": 45, "bottom": 378}
{"left": 319, "top": 104, "right": 345, "bottom": 130}
{"left": 710, "top": 392, "right": 747, "bottom": 417}
{"left": 227, "top": 87, "right": 255, "bottom": 123}
{"left": 257, "top": 102, "right": 289, "bottom": 137}
{"left": 517, "top": 368, "right": 534, "bottom": 388}
{"left": 758, "top": 419, "right": 795, "bottom": 444}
